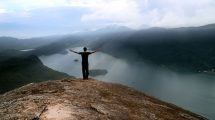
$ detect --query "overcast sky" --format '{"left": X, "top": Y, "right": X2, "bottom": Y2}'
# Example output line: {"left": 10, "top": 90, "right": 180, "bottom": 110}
{"left": 0, "top": 0, "right": 215, "bottom": 38}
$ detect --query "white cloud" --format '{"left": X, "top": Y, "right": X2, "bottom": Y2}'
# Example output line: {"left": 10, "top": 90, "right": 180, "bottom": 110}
{"left": 143, "top": 0, "right": 215, "bottom": 27}
{"left": 67, "top": 0, "right": 146, "bottom": 28}
{"left": 66, "top": 0, "right": 215, "bottom": 28}
{"left": 0, "top": 8, "right": 9, "bottom": 22}
{"left": 0, "top": 8, "right": 7, "bottom": 13}
{"left": 0, "top": 0, "right": 69, "bottom": 11}
{"left": 1, "top": 0, "right": 215, "bottom": 37}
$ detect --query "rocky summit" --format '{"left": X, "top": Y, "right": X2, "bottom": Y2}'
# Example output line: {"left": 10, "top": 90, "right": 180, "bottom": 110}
{"left": 0, "top": 78, "right": 207, "bottom": 120}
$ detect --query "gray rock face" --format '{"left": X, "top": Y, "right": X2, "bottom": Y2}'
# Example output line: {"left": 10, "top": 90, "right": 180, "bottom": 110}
{"left": 0, "top": 78, "right": 207, "bottom": 120}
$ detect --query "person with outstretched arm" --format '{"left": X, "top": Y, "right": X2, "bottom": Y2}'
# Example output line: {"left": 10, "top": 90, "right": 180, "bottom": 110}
{"left": 70, "top": 47, "right": 99, "bottom": 80}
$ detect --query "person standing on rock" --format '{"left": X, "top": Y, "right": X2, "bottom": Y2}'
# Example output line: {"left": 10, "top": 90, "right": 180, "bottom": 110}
{"left": 70, "top": 47, "right": 99, "bottom": 80}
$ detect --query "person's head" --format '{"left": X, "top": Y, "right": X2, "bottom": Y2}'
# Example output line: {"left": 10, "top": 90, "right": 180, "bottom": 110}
{"left": 83, "top": 47, "right": 87, "bottom": 51}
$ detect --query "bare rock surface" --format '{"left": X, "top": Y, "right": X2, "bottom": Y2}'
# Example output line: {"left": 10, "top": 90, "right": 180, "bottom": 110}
{"left": 0, "top": 78, "right": 207, "bottom": 120}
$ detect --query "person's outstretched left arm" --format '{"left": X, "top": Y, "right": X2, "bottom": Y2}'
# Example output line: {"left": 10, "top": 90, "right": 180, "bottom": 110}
{"left": 90, "top": 48, "right": 100, "bottom": 54}
{"left": 69, "top": 49, "right": 80, "bottom": 54}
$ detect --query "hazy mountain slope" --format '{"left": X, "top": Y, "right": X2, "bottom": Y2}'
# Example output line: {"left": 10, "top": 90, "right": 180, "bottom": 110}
{"left": 31, "top": 26, "right": 134, "bottom": 56}
{"left": 90, "top": 24, "right": 215, "bottom": 72}
{"left": 33, "top": 24, "right": 215, "bottom": 72}
{"left": 0, "top": 55, "right": 70, "bottom": 94}
{"left": 0, "top": 78, "right": 207, "bottom": 120}
{"left": 32, "top": 36, "right": 82, "bottom": 56}
{"left": 0, "top": 37, "right": 28, "bottom": 51}
{"left": 2, "top": 24, "right": 215, "bottom": 72}
{"left": 0, "top": 36, "right": 62, "bottom": 52}
{"left": 0, "top": 49, "right": 25, "bottom": 62}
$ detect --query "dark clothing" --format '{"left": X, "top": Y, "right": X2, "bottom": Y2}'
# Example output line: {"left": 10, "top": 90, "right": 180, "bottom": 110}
{"left": 79, "top": 52, "right": 92, "bottom": 79}
{"left": 79, "top": 52, "right": 91, "bottom": 64}
{"left": 82, "top": 63, "right": 89, "bottom": 79}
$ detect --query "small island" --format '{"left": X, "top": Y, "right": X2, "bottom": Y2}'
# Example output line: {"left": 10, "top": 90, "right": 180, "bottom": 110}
{"left": 89, "top": 69, "right": 108, "bottom": 77}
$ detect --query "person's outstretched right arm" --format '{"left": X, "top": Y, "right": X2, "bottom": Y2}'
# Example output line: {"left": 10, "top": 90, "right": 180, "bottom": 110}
{"left": 69, "top": 49, "right": 80, "bottom": 54}
{"left": 90, "top": 48, "right": 100, "bottom": 54}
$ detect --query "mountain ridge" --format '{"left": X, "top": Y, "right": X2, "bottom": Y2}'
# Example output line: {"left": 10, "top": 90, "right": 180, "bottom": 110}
{"left": 0, "top": 55, "right": 70, "bottom": 94}
{"left": 0, "top": 78, "right": 207, "bottom": 120}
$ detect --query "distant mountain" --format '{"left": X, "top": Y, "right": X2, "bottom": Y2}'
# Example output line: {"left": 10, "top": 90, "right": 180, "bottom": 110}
{"left": 70, "top": 25, "right": 132, "bottom": 37}
{"left": 90, "top": 24, "right": 215, "bottom": 73}
{"left": 2, "top": 24, "right": 215, "bottom": 73}
{"left": 1, "top": 25, "right": 133, "bottom": 56}
{"left": 0, "top": 55, "right": 70, "bottom": 94}
{"left": 0, "top": 37, "right": 28, "bottom": 51}
{"left": 32, "top": 36, "right": 82, "bottom": 56}
{"left": 28, "top": 24, "right": 215, "bottom": 73}
{"left": 0, "top": 36, "right": 61, "bottom": 52}
{"left": 93, "top": 25, "right": 132, "bottom": 33}
{"left": 32, "top": 26, "right": 134, "bottom": 56}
